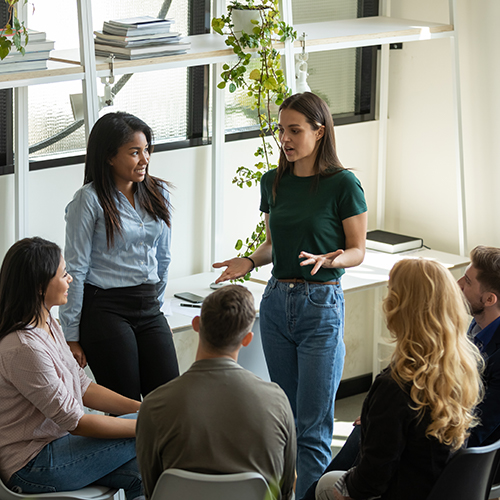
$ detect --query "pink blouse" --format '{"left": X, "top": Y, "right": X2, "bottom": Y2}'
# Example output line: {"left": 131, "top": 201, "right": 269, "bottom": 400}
{"left": 0, "top": 318, "right": 91, "bottom": 482}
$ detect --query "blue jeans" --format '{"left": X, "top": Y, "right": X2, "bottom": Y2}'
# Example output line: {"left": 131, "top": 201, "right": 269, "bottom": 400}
{"left": 260, "top": 277, "right": 345, "bottom": 500}
{"left": 300, "top": 424, "right": 361, "bottom": 500}
{"left": 8, "top": 416, "right": 142, "bottom": 500}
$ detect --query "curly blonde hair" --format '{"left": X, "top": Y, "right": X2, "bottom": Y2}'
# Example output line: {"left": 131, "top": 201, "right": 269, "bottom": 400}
{"left": 383, "top": 258, "right": 483, "bottom": 450}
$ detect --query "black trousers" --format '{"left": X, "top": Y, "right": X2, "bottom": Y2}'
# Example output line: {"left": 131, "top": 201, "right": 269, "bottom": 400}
{"left": 80, "top": 283, "right": 179, "bottom": 401}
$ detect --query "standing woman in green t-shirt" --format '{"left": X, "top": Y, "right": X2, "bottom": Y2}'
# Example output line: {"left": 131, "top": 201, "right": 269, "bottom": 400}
{"left": 213, "top": 92, "right": 367, "bottom": 499}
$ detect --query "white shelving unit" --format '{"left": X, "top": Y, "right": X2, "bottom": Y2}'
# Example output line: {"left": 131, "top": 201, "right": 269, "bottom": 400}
{"left": 4, "top": 0, "right": 466, "bottom": 263}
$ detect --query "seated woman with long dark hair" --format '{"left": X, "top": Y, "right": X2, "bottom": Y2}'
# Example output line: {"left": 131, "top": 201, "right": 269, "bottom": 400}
{"left": 315, "top": 258, "right": 483, "bottom": 500}
{"left": 0, "top": 237, "right": 143, "bottom": 499}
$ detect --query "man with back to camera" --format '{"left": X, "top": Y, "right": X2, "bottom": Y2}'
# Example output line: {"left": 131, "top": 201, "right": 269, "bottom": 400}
{"left": 136, "top": 284, "right": 296, "bottom": 499}
{"left": 458, "top": 245, "right": 500, "bottom": 447}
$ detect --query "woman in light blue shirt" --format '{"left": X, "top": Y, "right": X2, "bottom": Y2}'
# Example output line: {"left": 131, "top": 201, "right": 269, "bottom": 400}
{"left": 60, "top": 112, "right": 179, "bottom": 401}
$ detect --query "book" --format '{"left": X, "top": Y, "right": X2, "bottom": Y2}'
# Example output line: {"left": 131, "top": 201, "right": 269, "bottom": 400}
{"left": 102, "top": 22, "right": 174, "bottom": 37}
{"left": 2, "top": 28, "right": 47, "bottom": 44}
{"left": 366, "top": 230, "right": 423, "bottom": 254}
{"left": 107, "top": 16, "right": 174, "bottom": 29}
{"left": 95, "top": 41, "right": 190, "bottom": 60}
{"left": 1, "top": 39, "right": 55, "bottom": 59}
{"left": 94, "top": 30, "right": 181, "bottom": 44}
{"left": 1, "top": 49, "right": 52, "bottom": 62}
{"left": 0, "top": 59, "right": 47, "bottom": 74}
{"left": 94, "top": 31, "right": 181, "bottom": 47}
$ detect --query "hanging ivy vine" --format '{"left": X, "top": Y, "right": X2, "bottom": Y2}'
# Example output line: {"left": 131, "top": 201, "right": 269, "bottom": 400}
{"left": 0, "top": 0, "right": 30, "bottom": 60}
{"left": 212, "top": 0, "right": 296, "bottom": 280}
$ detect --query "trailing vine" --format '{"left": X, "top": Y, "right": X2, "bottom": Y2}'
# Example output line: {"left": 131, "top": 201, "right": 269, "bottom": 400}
{"left": 0, "top": 0, "right": 29, "bottom": 60}
{"left": 212, "top": 0, "right": 296, "bottom": 280}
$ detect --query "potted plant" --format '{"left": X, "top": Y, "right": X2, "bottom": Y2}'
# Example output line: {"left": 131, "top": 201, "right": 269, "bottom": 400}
{"left": 212, "top": 0, "right": 296, "bottom": 280}
{"left": 0, "top": 0, "right": 29, "bottom": 60}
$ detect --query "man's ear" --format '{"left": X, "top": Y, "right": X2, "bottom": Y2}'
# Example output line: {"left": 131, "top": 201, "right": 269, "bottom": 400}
{"left": 484, "top": 292, "right": 498, "bottom": 308}
{"left": 192, "top": 316, "right": 200, "bottom": 333}
{"left": 241, "top": 331, "right": 254, "bottom": 347}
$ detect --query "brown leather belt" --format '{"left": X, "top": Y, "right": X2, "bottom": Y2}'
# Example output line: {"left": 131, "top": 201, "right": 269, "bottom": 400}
{"left": 277, "top": 278, "right": 339, "bottom": 286}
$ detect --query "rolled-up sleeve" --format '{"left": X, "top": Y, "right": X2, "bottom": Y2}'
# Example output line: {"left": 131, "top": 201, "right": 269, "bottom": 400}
{"left": 60, "top": 188, "right": 98, "bottom": 342}
{"left": 6, "top": 344, "right": 86, "bottom": 431}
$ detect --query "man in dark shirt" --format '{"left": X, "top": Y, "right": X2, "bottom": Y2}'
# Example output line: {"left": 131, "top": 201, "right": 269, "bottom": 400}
{"left": 458, "top": 245, "right": 500, "bottom": 446}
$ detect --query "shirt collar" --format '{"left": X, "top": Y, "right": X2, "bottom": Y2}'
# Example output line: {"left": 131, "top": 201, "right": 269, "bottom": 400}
{"left": 471, "top": 316, "right": 500, "bottom": 352}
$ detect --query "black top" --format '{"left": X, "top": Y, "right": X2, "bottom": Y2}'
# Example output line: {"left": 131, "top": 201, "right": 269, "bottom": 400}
{"left": 345, "top": 368, "right": 453, "bottom": 500}
{"left": 468, "top": 320, "right": 500, "bottom": 447}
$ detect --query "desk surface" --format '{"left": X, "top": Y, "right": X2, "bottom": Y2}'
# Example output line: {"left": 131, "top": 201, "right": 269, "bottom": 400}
{"left": 165, "top": 248, "right": 469, "bottom": 332}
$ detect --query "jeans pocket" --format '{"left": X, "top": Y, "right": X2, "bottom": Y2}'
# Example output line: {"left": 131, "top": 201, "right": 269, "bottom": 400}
{"left": 307, "top": 285, "right": 338, "bottom": 309}
{"left": 8, "top": 472, "right": 57, "bottom": 494}
{"left": 262, "top": 279, "right": 276, "bottom": 300}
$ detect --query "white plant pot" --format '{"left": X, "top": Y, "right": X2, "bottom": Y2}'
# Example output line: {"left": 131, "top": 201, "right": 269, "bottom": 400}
{"left": 231, "top": 8, "right": 261, "bottom": 35}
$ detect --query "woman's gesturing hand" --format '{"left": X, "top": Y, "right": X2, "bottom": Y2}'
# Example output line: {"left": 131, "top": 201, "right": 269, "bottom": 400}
{"left": 299, "top": 249, "right": 344, "bottom": 275}
{"left": 212, "top": 258, "right": 254, "bottom": 283}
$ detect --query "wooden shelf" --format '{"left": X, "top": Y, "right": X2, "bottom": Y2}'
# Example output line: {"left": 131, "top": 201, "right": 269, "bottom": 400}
{"left": 0, "top": 16, "right": 454, "bottom": 84}
{"left": 293, "top": 16, "right": 454, "bottom": 52}
{"left": 0, "top": 59, "right": 83, "bottom": 90}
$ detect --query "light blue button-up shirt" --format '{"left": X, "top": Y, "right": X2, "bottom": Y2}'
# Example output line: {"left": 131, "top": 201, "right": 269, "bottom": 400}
{"left": 59, "top": 183, "right": 171, "bottom": 342}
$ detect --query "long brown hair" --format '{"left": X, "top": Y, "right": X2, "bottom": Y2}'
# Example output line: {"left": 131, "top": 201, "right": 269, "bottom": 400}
{"left": 273, "top": 92, "right": 345, "bottom": 199}
{"left": 84, "top": 112, "right": 172, "bottom": 247}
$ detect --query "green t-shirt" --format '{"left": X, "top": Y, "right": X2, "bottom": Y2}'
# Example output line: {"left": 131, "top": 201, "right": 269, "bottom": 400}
{"left": 260, "top": 168, "right": 367, "bottom": 281}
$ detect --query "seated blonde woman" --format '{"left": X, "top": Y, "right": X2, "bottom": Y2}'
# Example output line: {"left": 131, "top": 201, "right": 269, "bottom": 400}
{"left": 316, "top": 258, "right": 483, "bottom": 500}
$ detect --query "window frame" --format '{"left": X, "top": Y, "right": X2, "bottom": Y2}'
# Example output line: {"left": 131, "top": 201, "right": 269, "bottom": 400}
{"left": 0, "top": 0, "right": 379, "bottom": 175}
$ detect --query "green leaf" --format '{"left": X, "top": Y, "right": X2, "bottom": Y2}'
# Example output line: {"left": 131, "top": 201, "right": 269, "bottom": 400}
{"left": 217, "top": 82, "right": 226, "bottom": 89}
{"left": 235, "top": 240, "right": 243, "bottom": 251}
{"left": 249, "top": 69, "right": 260, "bottom": 80}
{"left": 0, "top": 38, "right": 11, "bottom": 60}
{"left": 229, "top": 83, "right": 236, "bottom": 93}
{"left": 211, "top": 18, "right": 225, "bottom": 35}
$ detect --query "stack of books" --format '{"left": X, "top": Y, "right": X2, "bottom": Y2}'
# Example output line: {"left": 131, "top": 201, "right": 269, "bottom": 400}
{"left": 94, "top": 16, "right": 191, "bottom": 60}
{"left": 0, "top": 29, "right": 54, "bottom": 74}
{"left": 366, "top": 230, "right": 424, "bottom": 254}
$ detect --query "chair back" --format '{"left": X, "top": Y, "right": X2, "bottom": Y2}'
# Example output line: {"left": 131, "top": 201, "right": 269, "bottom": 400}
{"left": 488, "top": 455, "right": 500, "bottom": 499}
{"left": 149, "top": 469, "right": 275, "bottom": 500}
{"left": 427, "top": 438, "right": 500, "bottom": 500}
{"left": 0, "top": 477, "right": 117, "bottom": 500}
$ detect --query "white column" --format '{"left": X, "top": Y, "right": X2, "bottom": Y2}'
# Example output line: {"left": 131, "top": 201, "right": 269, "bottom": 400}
{"left": 76, "top": 0, "right": 99, "bottom": 137}
{"left": 211, "top": 0, "right": 226, "bottom": 267}
{"left": 14, "top": 86, "right": 29, "bottom": 239}
{"left": 448, "top": 0, "right": 467, "bottom": 255}
{"left": 280, "top": 0, "right": 296, "bottom": 93}
{"left": 14, "top": 1, "right": 29, "bottom": 239}
{"left": 376, "top": 0, "right": 391, "bottom": 230}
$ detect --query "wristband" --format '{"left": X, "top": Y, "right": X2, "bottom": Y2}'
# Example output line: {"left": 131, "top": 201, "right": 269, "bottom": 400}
{"left": 243, "top": 256, "right": 256, "bottom": 271}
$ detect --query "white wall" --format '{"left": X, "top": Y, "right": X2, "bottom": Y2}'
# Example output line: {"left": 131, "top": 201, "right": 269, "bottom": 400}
{"left": 384, "top": 0, "right": 500, "bottom": 253}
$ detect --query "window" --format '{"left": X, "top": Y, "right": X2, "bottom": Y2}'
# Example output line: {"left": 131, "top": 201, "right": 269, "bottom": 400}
{"left": 0, "top": 0, "right": 207, "bottom": 173}
{"left": 220, "top": 0, "right": 378, "bottom": 142}
{"left": 0, "top": 0, "right": 377, "bottom": 174}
